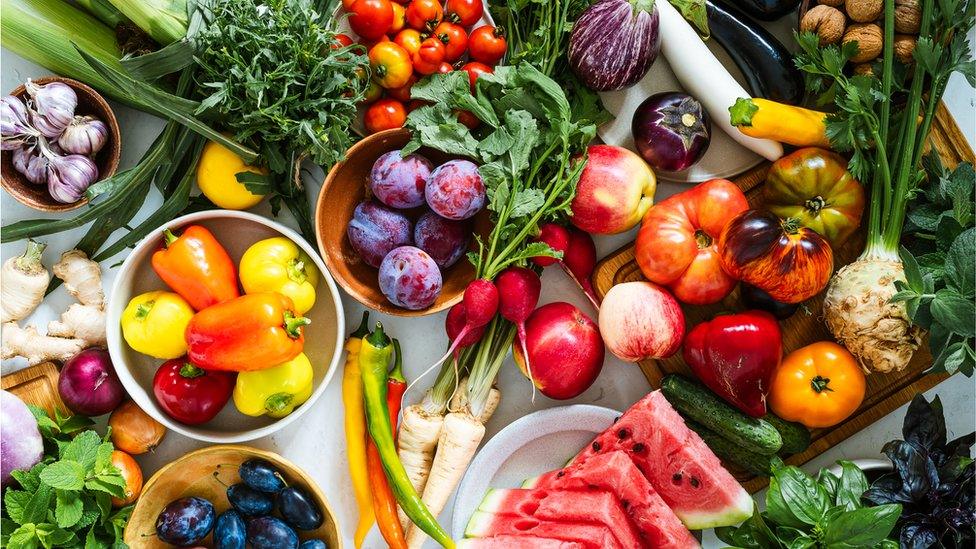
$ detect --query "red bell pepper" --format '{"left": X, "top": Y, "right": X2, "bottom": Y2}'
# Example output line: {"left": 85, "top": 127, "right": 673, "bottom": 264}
{"left": 185, "top": 292, "right": 309, "bottom": 372}
{"left": 151, "top": 225, "right": 239, "bottom": 311}
{"left": 682, "top": 310, "right": 782, "bottom": 418}
{"left": 152, "top": 357, "right": 236, "bottom": 425}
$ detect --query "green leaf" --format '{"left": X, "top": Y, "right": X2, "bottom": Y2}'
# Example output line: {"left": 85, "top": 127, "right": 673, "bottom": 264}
{"left": 900, "top": 247, "right": 925, "bottom": 293}
{"left": 62, "top": 431, "right": 101, "bottom": 471}
{"left": 55, "top": 490, "right": 84, "bottom": 528}
{"left": 767, "top": 466, "right": 829, "bottom": 527}
{"left": 56, "top": 414, "right": 94, "bottom": 435}
{"left": 11, "top": 463, "right": 45, "bottom": 493}
{"left": 945, "top": 228, "right": 975, "bottom": 298}
{"left": 931, "top": 289, "right": 976, "bottom": 337}
{"left": 23, "top": 483, "right": 54, "bottom": 525}
{"left": 5, "top": 489, "right": 31, "bottom": 525}
{"left": 822, "top": 504, "right": 901, "bottom": 546}
{"left": 237, "top": 171, "right": 275, "bottom": 196}
{"left": 834, "top": 461, "right": 869, "bottom": 510}
{"left": 84, "top": 474, "right": 127, "bottom": 498}
{"left": 94, "top": 443, "right": 114, "bottom": 472}
{"left": 40, "top": 461, "right": 86, "bottom": 491}
{"left": 509, "top": 189, "right": 546, "bottom": 219}
{"left": 9, "top": 523, "right": 39, "bottom": 549}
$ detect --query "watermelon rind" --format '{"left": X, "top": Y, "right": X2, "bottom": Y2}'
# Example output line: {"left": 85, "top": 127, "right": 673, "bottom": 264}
{"left": 465, "top": 510, "right": 495, "bottom": 538}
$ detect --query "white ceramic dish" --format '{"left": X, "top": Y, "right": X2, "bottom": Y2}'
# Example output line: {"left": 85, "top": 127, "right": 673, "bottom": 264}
{"left": 106, "top": 210, "right": 345, "bottom": 443}
{"left": 451, "top": 404, "right": 620, "bottom": 539}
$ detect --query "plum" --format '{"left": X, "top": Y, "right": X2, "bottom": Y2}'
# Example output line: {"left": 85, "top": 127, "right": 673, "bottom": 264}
{"left": 227, "top": 483, "right": 274, "bottom": 517}
{"left": 425, "top": 160, "right": 486, "bottom": 220}
{"left": 277, "top": 486, "right": 323, "bottom": 530}
{"left": 246, "top": 516, "right": 299, "bottom": 549}
{"left": 156, "top": 497, "right": 215, "bottom": 546}
{"left": 347, "top": 200, "right": 413, "bottom": 268}
{"left": 414, "top": 210, "right": 470, "bottom": 268}
{"left": 370, "top": 150, "right": 433, "bottom": 208}
{"left": 238, "top": 458, "right": 285, "bottom": 493}
{"left": 378, "top": 246, "right": 443, "bottom": 310}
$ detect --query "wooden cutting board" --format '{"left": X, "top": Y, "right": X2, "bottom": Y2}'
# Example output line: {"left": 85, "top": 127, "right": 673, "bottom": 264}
{"left": 2, "top": 362, "right": 69, "bottom": 418}
{"left": 592, "top": 103, "right": 972, "bottom": 493}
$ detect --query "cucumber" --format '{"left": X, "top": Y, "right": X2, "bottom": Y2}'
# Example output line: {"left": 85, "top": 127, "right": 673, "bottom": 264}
{"left": 764, "top": 414, "right": 811, "bottom": 455}
{"left": 683, "top": 417, "right": 778, "bottom": 476}
{"left": 661, "top": 374, "right": 782, "bottom": 455}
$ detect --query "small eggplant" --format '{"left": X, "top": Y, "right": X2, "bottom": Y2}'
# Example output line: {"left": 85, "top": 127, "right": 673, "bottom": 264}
{"left": 632, "top": 92, "right": 711, "bottom": 172}
{"left": 725, "top": 0, "right": 800, "bottom": 21}
{"left": 569, "top": 0, "right": 660, "bottom": 91}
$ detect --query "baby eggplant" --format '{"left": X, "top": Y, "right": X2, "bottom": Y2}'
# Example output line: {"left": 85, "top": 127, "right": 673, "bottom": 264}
{"left": 632, "top": 92, "right": 711, "bottom": 172}
{"left": 156, "top": 497, "right": 215, "bottom": 546}
{"left": 214, "top": 509, "right": 247, "bottom": 549}
{"left": 247, "top": 516, "right": 299, "bottom": 549}
{"left": 278, "top": 486, "right": 324, "bottom": 530}
{"left": 227, "top": 483, "right": 274, "bottom": 517}
{"left": 239, "top": 458, "right": 286, "bottom": 493}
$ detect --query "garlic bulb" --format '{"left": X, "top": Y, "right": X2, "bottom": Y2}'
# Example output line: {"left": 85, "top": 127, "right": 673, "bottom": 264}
{"left": 24, "top": 80, "right": 77, "bottom": 138}
{"left": 12, "top": 145, "right": 49, "bottom": 185}
{"left": 36, "top": 138, "right": 97, "bottom": 203}
{"left": 1, "top": 95, "right": 37, "bottom": 150}
{"left": 58, "top": 115, "right": 108, "bottom": 155}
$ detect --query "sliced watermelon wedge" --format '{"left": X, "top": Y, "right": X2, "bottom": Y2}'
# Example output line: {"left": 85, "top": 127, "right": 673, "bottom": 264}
{"left": 457, "top": 536, "right": 585, "bottom": 548}
{"left": 477, "top": 488, "right": 644, "bottom": 549}
{"left": 573, "top": 391, "right": 753, "bottom": 529}
{"left": 526, "top": 451, "right": 699, "bottom": 549}
{"left": 465, "top": 511, "right": 623, "bottom": 549}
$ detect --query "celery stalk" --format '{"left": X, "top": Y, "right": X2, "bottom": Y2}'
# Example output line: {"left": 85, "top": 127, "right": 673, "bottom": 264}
{"left": 106, "top": 0, "right": 188, "bottom": 45}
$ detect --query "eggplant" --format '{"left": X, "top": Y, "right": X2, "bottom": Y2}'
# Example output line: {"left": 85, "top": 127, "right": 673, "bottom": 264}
{"left": 569, "top": 0, "right": 661, "bottom": 91}
{"left": 725, "top": 0, "right": 800, "bottom": 21}
{"left": 706, "top": 0, "right": 804, "bottom": 105}
{"left": 632, "top": 92, "right": 711, "bottom": 172}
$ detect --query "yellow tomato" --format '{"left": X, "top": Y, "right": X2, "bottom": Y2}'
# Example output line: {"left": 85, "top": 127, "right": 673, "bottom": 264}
{"left": 196, "top": 140, "right": 267, "bottom": 210}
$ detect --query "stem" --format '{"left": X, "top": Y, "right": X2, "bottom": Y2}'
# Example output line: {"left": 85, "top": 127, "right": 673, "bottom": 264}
{"left": 283, "top": 311, "right": 311, "bottom": 338}
{"left": 878, "top": 0, "right": 895, "bottom": 147}
{"left": 15, "top": 240, "right": 46, "bottom": 273}
{"left": 863, "top": 127, "right": 893, "bottom": 258}
{"left": 162, "top": 229, "right": 179, "bottom": 247}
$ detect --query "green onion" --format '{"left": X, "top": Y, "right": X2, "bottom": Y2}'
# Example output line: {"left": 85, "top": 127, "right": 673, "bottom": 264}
{"left": 106, "top": 0, "right": 188, "bottom": 45}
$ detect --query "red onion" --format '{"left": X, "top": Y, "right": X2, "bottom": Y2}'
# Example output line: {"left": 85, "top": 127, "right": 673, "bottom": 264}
{"left": 58, "top": 348, "right": 125, "bottom": 416}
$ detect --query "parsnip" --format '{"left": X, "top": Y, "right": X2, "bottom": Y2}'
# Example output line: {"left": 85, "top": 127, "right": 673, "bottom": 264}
{"left": 396, "top": 404, "right": 445, "bottom": 529}
{"left": 449, "top": 378, "right": 501, "bottom": 423}
{"left": 1, "top": 240, "right": 50, "bottom": 323}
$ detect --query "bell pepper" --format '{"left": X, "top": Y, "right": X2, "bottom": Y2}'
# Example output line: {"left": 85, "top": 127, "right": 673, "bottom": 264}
{"left": 769, "top": 341, "right": 866, "bottom": 429}
{"left": 153, "top": 357, "right": 236, "bottom": 425}
{"left": 233, "top": 352, "right": 313, "bottom": 418}
{"left": 239, "top": 237, "right": 319, "bottom": 314}
{"left": 186, "top": 292, "right": 309, "bottom": 371}
{"left": 683, "top": 311, "right": 783, "bottom": 418}
{"left": 343, "top": 312, "right": 375, "bottom": 548}
{"left": 151, "top": 225, "right": 239, "bottom": 311}
{"left": 121, "top": 291, "right": 194, "bottom": 359}
{"left": 359, "top": 323, "right": 454, "bottom": 549}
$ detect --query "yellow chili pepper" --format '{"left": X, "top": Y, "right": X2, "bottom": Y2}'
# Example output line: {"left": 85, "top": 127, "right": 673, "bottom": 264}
{"left": 239, "top": 237, "right": 319, "bottom": 314}
{"left": 120, "top": 291, "right": 194, "bottom": 359}
{"left": 343, "top": 312, "right": 375, "bottom": 547}
{"left": 729, "top": 97, "right": 831, "bottom": 149}
{"left": 232, "top": 352, "right": 314, "bottom": 418}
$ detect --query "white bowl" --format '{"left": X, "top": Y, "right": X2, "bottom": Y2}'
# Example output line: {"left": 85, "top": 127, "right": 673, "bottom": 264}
{"left": 106, "top": 210, "right": 345, "bottom": 443}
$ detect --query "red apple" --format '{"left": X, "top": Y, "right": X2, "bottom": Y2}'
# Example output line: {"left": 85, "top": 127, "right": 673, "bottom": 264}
{"left": 598, "top": 281, "right": 685, "bottom": 362}
{"left": 570, "top": 145, "right": 656, "bottom": 234}
{"left": 513, "top": 302, "right": 605, "bottom": 400}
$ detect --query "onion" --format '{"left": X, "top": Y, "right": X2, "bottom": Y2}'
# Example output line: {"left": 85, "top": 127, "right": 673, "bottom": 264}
{"left": 1, "top": 390, "right": 43, "bottom": 487}
{"left": 58, "top": 348, "right": 125, "bottom": 416}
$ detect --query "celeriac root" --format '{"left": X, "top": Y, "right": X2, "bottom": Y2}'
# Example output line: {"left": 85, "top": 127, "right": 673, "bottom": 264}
{"left": 1, "top": 240, "right": 50, "bottom": 323}
{"left": 396, "top": 404, "right": 446, "bottom": 529}
{"left": 1, "top": 323, "right": 85, "bottom": 365}
{"left": 53, "top": 250, "right": 104, "bottom": 308}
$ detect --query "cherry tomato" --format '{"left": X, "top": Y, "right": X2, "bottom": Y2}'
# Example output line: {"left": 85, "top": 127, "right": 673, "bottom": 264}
{"left": 412, "top": 35, "right": 447, "bottom": 75}
{"left": 389, "top": 2, "right": 407, "bottom": 34}
{"left": 362, "top": 78, "right": 384, "bottom": 104}
{"left": 445, "top": 0, "right": 484, "bottom": 27}
{"left": 434, "top": 21, "right": 468, "bottom": 62}
{"left": 350, "top": 0, "right": 393, "bottom": 40}
{"left": 456, "top": 110, "right": 480, "bottom": 129}
{"left": 365, "top": 98, "right": 407, "bottom": 134}
{"left": 369, "top": 41, "right": 413, "bottom": 88}
{"left": 460, "top": 61, "right": 493, "bottom": 93}
{"left": 333, "top": 33, "right": 354, "bottom": 48}
{"left": 394, "top": 28, "right": 422, "bottom": 57}
{"left": 406, "top": 0, "right": 443, "bottom": 31}
{"left": 437, "top": 61, "right": 454, "bottom": 73}
{"left": 387, "top": 73, "right": 417, "bottom": 102}
{"left": 407, "top": 99, "right": 430, "bottom": 113}
{"left": 110, "top": 451, "right": 143, "bottom": 507}
{"left": 342, "top": 0, "right": 356, "bottom": 8}
{"left": 468, "top": 25, "right": 507, "bottom": 65}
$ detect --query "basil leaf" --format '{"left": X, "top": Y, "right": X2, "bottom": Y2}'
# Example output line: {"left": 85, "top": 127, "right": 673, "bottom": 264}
{"left": 946, "top": 228, "right": 975, "bottom": 297}
{"left": 822, "top": 504, "right": 901, "bottom": 546}
{"left": 931, "top": 289, "right": 975, "bottom": 337}
{"left": 882, "top": 441, "right": 939, "bottom": 500}
{"left": 768, "top": 466, "right": 829, "bottom": 527}
{"left": 835, "top": 461, "right": 870, "bottom": 510}
{"left": 903, "top": 394, "right": 947, "bottom": 451}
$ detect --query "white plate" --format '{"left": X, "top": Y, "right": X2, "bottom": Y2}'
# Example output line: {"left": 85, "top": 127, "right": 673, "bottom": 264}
{"left": 451, "top": 404, "right": 620, "bottom": 539}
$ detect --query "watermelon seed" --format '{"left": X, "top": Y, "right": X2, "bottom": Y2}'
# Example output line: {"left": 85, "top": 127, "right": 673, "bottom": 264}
{"left": 621, "top": 500, "right": 630, "bottom": 509}
{"left": 631, "top": 442, "right": 646, "bottom": 453}
{"left": 591, "top": 441, "right": 602, "bottom": 451}
{"left": 556, "top": 471, "right": 565, "bottom": 478}
{"left": 613, "top": 416, "right": 621, "bottom": 423}
{"left": 672, "top": 473, "right": 683, "bottom": 485}
{"left": 616, "top": 428, "right": 631, "bottom": 439}
{"left": 690, "top": 477, "right": 701, "bottom": 488}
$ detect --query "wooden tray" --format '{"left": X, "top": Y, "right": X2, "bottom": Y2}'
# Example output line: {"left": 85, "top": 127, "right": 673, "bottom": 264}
{"left": 593, "top": 103, "right": 973, "bottom": 493}
{"left": 1, "top": 362, "right": 68, "bottom": 418}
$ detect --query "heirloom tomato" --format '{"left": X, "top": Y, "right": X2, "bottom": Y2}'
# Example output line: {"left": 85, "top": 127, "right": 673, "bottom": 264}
{"left": 764, "top": 147, "right": 865, "bottom": 247}
{"left": 769, "top": 341, "right": 865, "bottom": 428}
{"left": 364, "top": 98, "right": 407, "bottom": 134}
{"left": 437, "top": 62, "right": 454, "bottom": 74}
{"left": 405, "top": 0, "right": 443, "bottom": 30}
{"left": 349, "top": 0, "right": 393, "bottom": 40}
{"left": 394, "top": 29, "right": 421, "bottom": 56}
{"left": 445, "top": 0, "right": 484, "bottom": 26}
{"left": 635, "top": 178, "right": 749, "bottom": 305}
{"left": 412, "top": 35, "right": 447, "bottom": 75}
{"left": 369, "top": 42, "right": 412, "bottom": 89}
{"left": 468, "top": 25, "right": 507, "bottom": 66}
{"left": 389, "top": 2, "right": 406, "bottom": 33}
{"left": 434, "top": 21, "right": 468, "bottom": 62}
{"left": 386, "top": 73, "right": 417, "bottom": 102}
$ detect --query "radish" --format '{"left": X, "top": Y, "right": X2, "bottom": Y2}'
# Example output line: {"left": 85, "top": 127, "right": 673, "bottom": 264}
{"left": 445, "top": 303, "right": 488, "bottom": 364}
{"left": 561, "top": 227, "right": 600, "bottom": 309}
{"left": 531, "top": 223, "right": 570, "bottom": 267}
{"left": 496, "top": 266, "right": 542, "bottom": 400}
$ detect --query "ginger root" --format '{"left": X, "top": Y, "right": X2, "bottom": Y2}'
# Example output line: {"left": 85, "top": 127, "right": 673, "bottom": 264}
{"left": 53, "top": 250, "right": 104, "bottom": 309}
{"left": 2, "top": 323, "right": 85, "bottom": 366}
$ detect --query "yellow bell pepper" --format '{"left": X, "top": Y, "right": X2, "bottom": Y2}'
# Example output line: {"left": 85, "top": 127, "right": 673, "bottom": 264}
{"left": 239, "top": 237, "right": 319, "bottom": 314}
{"left": 233, "top": 352, "right": 314, "bottom": 418}
{"left": 120, "top": 291, "right": 194, "bottom": 359}
{"left": 197, "top": 140, "right": 268, "bottom": 210}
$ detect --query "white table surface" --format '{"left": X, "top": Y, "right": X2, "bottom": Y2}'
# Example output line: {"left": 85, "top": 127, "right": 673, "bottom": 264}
{"left": 3, "top": 31, "right": 974, "bottom": 548}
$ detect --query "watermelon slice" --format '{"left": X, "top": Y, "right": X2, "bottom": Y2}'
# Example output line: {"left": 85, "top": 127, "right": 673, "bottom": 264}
{"left": 526, "top": 451, "right": 699, "bottom": 548}
{"left": 573, "top": 391, "right": 753, "bottom": 529}
{"left": 457, "top": 536, "right": 585, "bottom": 548}
{"left": 465, "top": 511, "right": 623, "bottom": 549}
{"left": 477, "top": 488, "right": 643, "bottom": 549}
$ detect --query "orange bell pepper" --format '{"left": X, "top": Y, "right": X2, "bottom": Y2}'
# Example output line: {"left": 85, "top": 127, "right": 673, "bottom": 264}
{"left": 151, "top": 225, "right": 239, "bottom": 311}
{"left": 768, "top": 341, "right": 866, "bottom": 429}
{"left": 185, "top": 292, "right": 309, "bottom": 371}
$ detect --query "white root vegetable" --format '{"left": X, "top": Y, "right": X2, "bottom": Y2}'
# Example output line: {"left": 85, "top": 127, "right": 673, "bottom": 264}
{"left": 53, "top": 250, "right": 104, "bottom": 308}
{"left": 396, "top": 404, "right": 446, "bottom": 529}
{"left": 1, "top": 240, "right": 50, "bottom": 323}
{"left": 47, "top": 304, "right": 106, "bottom": 346}
{"left": 449, "top": 378, "right": 501, "bottom": 423}
{"left": 1, "top": 323, "right": 84, "bottom": 365}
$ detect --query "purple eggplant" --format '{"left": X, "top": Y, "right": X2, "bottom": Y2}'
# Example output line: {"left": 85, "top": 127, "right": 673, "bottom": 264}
{"left": 569, "top": 0, "right": 660, "bottom": 91}
{"left": 631, "top": 92, "right": 711, "bottom": 172}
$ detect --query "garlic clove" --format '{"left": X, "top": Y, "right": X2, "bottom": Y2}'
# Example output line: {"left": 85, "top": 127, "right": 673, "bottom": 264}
{"left": 58, "top": 115, "right": 109, "bottom": 156}
{"left": 24, "top": 80, "right": 77, "bottom": 138}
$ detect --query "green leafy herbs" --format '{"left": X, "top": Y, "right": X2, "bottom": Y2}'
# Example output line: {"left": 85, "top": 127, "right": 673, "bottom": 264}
{"left": 717, "top": 462, "right": 902, "bottom": 549}
{"left": 864, "top": 394, "right": 974, "bottom": 549}
{"left": 2, "top": 407, "right": 131, "bottom": 549}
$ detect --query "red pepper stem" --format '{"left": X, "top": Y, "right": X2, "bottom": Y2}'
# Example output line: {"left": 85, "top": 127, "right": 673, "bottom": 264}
{"left": 283, "top": 311, "right": 311, "bottom": 338}
{"left": 162, "top": 229, "right": 179, "bottom": 247}
{"left": 351, "top": 311, "right": 370, "bottom": 339}
{"left": 389, "top": 339, "right": 406, "bottom": 383}
{"left": 179, "top": 363, "right": 205, "bottom": 379}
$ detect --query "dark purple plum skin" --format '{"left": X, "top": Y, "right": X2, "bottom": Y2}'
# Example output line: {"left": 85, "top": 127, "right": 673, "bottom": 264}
{"left": 347, "top": 200, "right": 413, "bottom": 268}
{"left": 632, "top": 92, "right": 711, "bottom": 172}
{"left": 425, "top": 160, "right": 486, "bottom": 220}
{"left": 414, "top": 210, "right": 470, "bottom": 268}
{"left": 370, "top": 150, "right": 433, "bottom": 209}
{"left": 378, "top": 246, "right": 443, "bottom": 310}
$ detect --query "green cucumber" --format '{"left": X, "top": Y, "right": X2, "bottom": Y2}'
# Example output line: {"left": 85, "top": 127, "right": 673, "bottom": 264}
{"left": 764, "top": 413, "right": 811, "bottom": 455}
{"left": 683, "top": 417, "right": 778, "bottom": 476}
{"left": 661, "top": 374, "right": 782, "bottom": 455}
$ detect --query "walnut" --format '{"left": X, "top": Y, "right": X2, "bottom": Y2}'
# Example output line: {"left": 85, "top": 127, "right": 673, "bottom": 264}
{"left": 853, "top": 63, "right": 875, "bottom": 76}
{"left": 895, "top": 34, "right": 917, "bottom": 63}
{"left": 895, "top": 0, "right": 922, "bottom": 33}
{"left": 843, "top": 23, "right": 884, "bottom": 63}
{"left": 801, "top": 5, "right": 847, "bottom": 46}
{"left": 846, "top": 0, "right": 883, "bottom": 22}
{"left": 819, "top": 0, "right": 845, "bottom": 6}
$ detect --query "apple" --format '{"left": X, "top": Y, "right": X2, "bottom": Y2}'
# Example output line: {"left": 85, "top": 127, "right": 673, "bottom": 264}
{"left": 598, "top": 281, "right": 685, "bottom": 362}
{"left": 513, "top": 302, "right": 605, "bottom": 400}
{"left": 570, "top": 145, "right": 656, "bottom": 234}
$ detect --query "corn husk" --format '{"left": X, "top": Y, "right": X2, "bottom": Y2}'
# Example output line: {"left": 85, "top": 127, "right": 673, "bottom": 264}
{"left": 107, "top": 0, "right": 188, "bottom": 45}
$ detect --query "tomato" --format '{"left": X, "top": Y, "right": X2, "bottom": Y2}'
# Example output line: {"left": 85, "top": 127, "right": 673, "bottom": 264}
{"left": 434, "top": 21, "right": 468, "bottom": 62}
{"left": 333, "top": 33, "right": 354, "bottom": 48}
{"left": 718, "top": 209, "right": 834, "bottom": 304}
{"left": 764, "top": 147, "right": 865, "bottom": 248}
{"left": 369, "top": 41, "right": 413, "bottom": 88}
{"left": 468, "top": 25, "right": 507, "bottom": 66}
{"left": 349, "top": 0, "right": 394, "bottom": 40}
{"left": 405, "top": 0, "right": 443, "bottom": 30}
{"left": 342, "top": 0, "right": 356, "bottom": 8}
{"left": 437, "top": 62, "right": 454, "bottom": 73}
{"left": 359, "top": 34, "right": 391, "bottom": 51}
{"left": 460, "top": 61, "right": 493, "bottom": 93}
{"left": 445, "top": 0, "right": 484, "bottom": 27}
{"left": 769, "top": 341, "right": 866, "bottom": 429}
{"left": 110, "top": 451, "right": 143, "bottom": 507}
{"left": 635, "top": 179, "right": 749, "bottom": 305}
{"left": 407, "top": 99, "right": 430, "bottom": 113}
{"left": 361, "top": 78, "right": 384, "bottom": 104}
{"left": 389, "top": 2, "right": 406, "bottom": 34}
{"left": 394, "top": 28, "right": 422, "bottom": 57}
{"left": 365, "top": 98, "right": 407, "bottom": 133}
{"left": 412, "top": 35, "right": 447, "bottom": 75}
{"left": 455, "top": 110, "right": 480, "bottom": 129}
{"left": 386, "top": 73, "right": 417, "bottom": 102}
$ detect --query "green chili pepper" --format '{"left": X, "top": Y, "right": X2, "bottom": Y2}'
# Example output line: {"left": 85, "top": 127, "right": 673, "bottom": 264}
{"left": 359, "top": 322, "right": 455, "bottom": 549}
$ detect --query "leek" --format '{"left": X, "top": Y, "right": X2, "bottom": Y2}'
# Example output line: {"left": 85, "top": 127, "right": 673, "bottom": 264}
{"left": 107, "top": 0, "right": 188, "bottom": 45}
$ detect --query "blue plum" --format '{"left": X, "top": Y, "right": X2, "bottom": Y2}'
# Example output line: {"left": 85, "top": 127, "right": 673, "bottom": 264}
{"left": 214, "top": 509, "right": 246, "bottom": 549}
{"left": 247, "top": 516, "right": 299, "bottom": 549}
{"left": 227, "top": 483, "right": 274, "bottom": 517}
{"left": 378, "top": 246, "right": 443, "bottom": 310}
{"left": 238, "top": 459, "right": 285, "bottom": 493}
{"left": 299, "top": 541, "right": 328, "bottom": 549}
{"left": 155, "top": 497, "right": 215, "bottom": 546}
{"left": 277, "top": 486, "right": 323, "bottom": 531}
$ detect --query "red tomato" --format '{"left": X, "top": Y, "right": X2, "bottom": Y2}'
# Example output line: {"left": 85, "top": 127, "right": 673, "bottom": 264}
{"left": 468, "top": 25, "right": 507, "bottom": 65}
{"left": 412, "top": 36, "right": 447, "bottom": 75}
{"left": 407, "top": 99, "right": 430, "bottom": 113}
{"left": 110, "top": 451, "right": 143, "bottom": 507}
{"left": 358, "top": 35, "right": 391, "bottom": 51}
{"left": 437, "top": 61, "right": 454, "bottom": 73}
{"left": 445, "top": 0, "right": 484, "bottom": 27}
{"left": 456, "top": 110, "right": 480, "bottom": 129}
{"left": 349, "top": 0, "right": 394, "bottom": 40}
{"left": 333, "top": 33, "right": 354, "bottom": 48}
{"left": 460, "top": 61, "right": 493, "bottom": 93}
{"left": 369, "top": 41, "right": 413, "bottom": 88}
{"left": 405, "top": 0, "right": 443, "bottom": 30}
{"left": 387, "top": 73, "right": 417, "bottom": 102}
{"left": 342, "top": 0, "right": 356, "bottom": 8}
{"left": 365, "top": 98, "right": 407, "bottom": 133}
{"left": 434, "top": 21, "right": 468, "bottom": 62}
{"left": 389, "top": 2, "right": 406, "bottom": 34}
{"left": 394, "top": 28, "right": 422, "bottom": 57}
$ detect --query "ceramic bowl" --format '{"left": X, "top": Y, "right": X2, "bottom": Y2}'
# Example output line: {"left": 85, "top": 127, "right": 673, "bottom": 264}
{"left": 124, "top": 445, "right": 342, "bottom": 548}
{"left": 315, "top": 128, "right": 491, "bottom": 317}
{"left": 106, "top": 210, "right": 345, "bottom": 443}
{"left": 1, "top": 76, "right": 121, "bottom": 212}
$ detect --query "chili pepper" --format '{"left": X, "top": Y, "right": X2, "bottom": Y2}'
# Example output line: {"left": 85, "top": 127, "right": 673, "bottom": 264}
{"left": 120, "top": 291, "right": 194, "bottom": 359}
{"left": 150, "top": 225, "right": 239, "bottom": 311}
{"left": 359, "top": 323, "right": 454, "bottom": 549}
{"left": 186, "top": 292, "right": 309, "bottom": 372}
{"left": 233, "top": 352, "right": 314, "bottom": 418}
{"left": 343, "top": 312, "right": 375, "bottom": 548}
{"left": 239, "top": 237, "right": 319, "bottom": 314}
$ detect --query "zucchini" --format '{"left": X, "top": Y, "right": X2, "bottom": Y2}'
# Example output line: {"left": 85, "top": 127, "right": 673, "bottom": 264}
{"left": 683, "top": 417, "right": 778, "bottom": 476}
{"left": 764, "top": 414, "right": 812, "bottom": 455}
{"left": 661, "top": 374, "right": 782, "bottom": 455}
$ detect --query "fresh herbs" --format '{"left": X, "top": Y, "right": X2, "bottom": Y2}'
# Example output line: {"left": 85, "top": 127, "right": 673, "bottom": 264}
{"left": 717, "top": 462, "right": 902, "bottom": 548}
{"left": 864, "top": 394, "right": 975, "bottom": 549}
{"left": 1, "top": 408, "right": 132, "bottom": 549}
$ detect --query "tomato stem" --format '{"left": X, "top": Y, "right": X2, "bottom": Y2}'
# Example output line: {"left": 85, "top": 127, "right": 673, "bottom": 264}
{"left": 694, "top": 229, "right": 712, "bottom": 249}
{"left": 810, "top": 375, "right": 833, "bottom": 393}
{"left": 804, "top": 196, "right": 827, "bottom": 214}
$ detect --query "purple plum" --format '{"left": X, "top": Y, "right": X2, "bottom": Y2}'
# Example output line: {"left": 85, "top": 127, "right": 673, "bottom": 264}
{"left": 414, "top": 210, "right": 470, "bottom": 268}
{"left": 370, "top": 150, "right": 433, "bottom": 209}
{"left": 425, "top": 160, "right": 486, "bottom": 220}
{"left": 378, "top": 246, "right": 443, "bottom": 310}
{"left": 347, "top": 200, "right": 413, "bottom": 268}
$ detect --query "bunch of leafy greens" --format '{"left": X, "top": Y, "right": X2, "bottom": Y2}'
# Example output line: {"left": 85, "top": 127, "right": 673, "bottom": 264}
{"left": 2, "top": 408, "right": 132, "bottom": 549}
{"left": 864, "top": 395, "right": 975, "bottom": 549}
{"left": 717, "top": 462, "right": 902, "bottom": 548}
{"left": 892, "top": 156, "right": 975, "bottom": 376}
